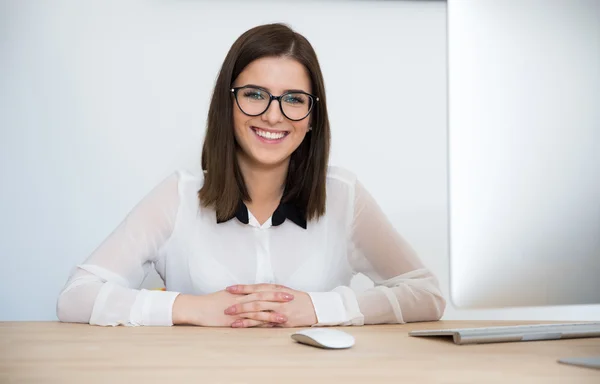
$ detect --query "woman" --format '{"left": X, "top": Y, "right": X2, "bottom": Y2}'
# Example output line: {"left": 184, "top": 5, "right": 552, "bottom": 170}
{"left": 57, "top": 23, "right": 445, "bottom": 328}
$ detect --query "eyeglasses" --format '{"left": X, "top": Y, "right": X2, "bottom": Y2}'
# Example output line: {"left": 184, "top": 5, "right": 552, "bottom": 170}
{"left": 231, "top": 85, "right": 318, "bottom": 122}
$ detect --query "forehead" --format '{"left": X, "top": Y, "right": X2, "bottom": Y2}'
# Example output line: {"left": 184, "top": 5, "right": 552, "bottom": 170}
{"left": 234, "top": 56, "right": 311, "bottom": 94}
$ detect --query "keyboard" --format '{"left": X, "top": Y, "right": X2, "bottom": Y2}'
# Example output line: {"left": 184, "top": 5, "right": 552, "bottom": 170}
{"left": 409, "top": 322, "right": 600, "bottom": 345}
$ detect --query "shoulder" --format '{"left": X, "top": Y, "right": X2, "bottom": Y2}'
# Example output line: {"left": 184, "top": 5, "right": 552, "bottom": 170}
{"left": 172, "top": 168, "right": 205, "bottom": 187}
{"left": 326, "top": 165, "right": 358, "bottom": 189}
{"left": 170, "top": 166, "right": 357, "bottom": 196}
{"left": 325, "top": 165, "right": 360, "bottom": 206}
{"left": 324, "top": 166, "right": 359, "bottom": 222}
{"left": 159, "top": 168, "right": 204, "bottom": 202}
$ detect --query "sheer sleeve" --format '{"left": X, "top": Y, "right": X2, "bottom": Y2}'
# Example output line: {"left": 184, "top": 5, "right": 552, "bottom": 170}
{"left": 56, "top": 172, "right": 182, "bottom": 326}
{"left": 309, "top": 178, "right": 446, "bottom": 326}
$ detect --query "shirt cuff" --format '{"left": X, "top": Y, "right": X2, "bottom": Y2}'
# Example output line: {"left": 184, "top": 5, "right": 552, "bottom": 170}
{"left": 307, "top": 291, "right": 349, "bottom": 326}
{"left": 130, "top": 289, "right": 180, "bottom": 326}
{"left": 332, "top": 286, "right": 365, "bottom": 326}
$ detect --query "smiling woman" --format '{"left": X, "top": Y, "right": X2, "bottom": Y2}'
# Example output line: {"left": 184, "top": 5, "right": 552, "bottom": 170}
{"left": 56, "top": 23, "right": 446, "bottom": 329}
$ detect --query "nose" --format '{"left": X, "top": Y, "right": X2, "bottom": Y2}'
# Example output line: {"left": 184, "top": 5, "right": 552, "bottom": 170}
{"left": 261, "top": 98, "right": 284, "bottom": 125}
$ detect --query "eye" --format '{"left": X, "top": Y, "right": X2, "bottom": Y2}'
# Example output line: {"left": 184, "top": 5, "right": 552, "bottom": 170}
{"left": 242, "top": 89, "right": 265, "bottom": 100}
{"left": 283, "top": 93, "right": 307, "bottom": 105}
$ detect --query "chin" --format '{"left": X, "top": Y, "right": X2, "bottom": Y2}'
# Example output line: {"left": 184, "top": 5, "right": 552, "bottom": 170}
{"left": 250, "top": 152, "right": 291, "bottom": 168}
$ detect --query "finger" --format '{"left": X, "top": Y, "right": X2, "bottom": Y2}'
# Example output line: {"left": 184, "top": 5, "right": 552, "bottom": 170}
{"left": 226, "top": 283, "right": 288, "bottom": 294}
{"left": 235, "top": 291, "right": 294, "bottom": 304}
{"left": 224, "top": 301, "right": 280, "bottom": 315}
{"left": 257, "top": 323, "right": 278, "bottom": 328}
{"left": 231, "top": 319, "right": 266, "bottom": 328}
{"left": 238, "top": 311, "right": 287, "bottom": 324}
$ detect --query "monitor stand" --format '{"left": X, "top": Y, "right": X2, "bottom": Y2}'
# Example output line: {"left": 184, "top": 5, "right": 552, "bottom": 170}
{"left": 558, "top": 356, "right": 600, "bottom": 370}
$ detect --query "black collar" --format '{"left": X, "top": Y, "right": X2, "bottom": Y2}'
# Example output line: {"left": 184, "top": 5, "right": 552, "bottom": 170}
{"left": 217, "top": 200, "right": 307, "bottom": 229}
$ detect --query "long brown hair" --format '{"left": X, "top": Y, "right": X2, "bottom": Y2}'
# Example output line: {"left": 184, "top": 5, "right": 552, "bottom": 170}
{"left": 199, "top": 23, "right": 331, "bottom": 223}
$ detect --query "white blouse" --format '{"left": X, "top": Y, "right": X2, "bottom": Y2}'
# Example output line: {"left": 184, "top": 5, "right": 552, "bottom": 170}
{"left": 56, "top": 166, "right": 446, "bottom": 327}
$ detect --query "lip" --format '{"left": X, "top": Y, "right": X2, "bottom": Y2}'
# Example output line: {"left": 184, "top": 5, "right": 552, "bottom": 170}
{"left": 250, "top": 125, "right": 290, "bottom": 134}
{"left": 250, "top": 126, "right": 289, "bottom": 144}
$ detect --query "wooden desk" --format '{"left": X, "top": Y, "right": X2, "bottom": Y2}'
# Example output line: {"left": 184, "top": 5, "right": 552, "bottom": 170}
{"left": 1, "top": 321, "right": 599, "bottom": 383}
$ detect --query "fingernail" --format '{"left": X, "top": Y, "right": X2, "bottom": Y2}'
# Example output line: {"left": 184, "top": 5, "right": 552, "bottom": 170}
{"left": 226, "top": 286, "right": 236, "bottom": 292}
{"left": 283, "top": 294, "right": 294, "bottom": 300}
{"left": 231, "top": 320, "right": 242, "bottom": 328}
{"left": 224, "top": 307, "right": 236, "bottom": 315}
{"left": 277, "top": 315, "right": 286, "bottom": 322}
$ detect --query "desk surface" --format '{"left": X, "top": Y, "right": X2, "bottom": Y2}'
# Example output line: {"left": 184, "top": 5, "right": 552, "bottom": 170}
{"left": 1, "top": 321, "right": 599, "bottom": 383}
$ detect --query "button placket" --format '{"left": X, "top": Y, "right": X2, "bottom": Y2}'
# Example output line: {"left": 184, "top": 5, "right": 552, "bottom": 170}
{"left": 253, "top": 227, "right": 275, "bottom": 284}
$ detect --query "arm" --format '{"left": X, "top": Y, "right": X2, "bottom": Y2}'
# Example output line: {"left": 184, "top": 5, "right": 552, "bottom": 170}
{"left": 309, "top": 179, "right": 446, "bottom": 326}
{"left": 56, "top": 172, "right": 182, "bottom": 326}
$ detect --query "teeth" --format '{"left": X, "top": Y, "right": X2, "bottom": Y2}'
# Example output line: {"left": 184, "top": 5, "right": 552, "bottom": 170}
{"left": 255, "top": 129, "right": 286, "bottom": 140}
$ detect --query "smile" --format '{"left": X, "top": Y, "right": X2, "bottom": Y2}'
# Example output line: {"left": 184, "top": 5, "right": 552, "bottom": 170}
{"left": 251, "top": 126, "right": 289, "bottom": 143}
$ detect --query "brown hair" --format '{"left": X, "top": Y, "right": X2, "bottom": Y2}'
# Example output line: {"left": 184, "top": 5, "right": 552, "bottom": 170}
{"left": 199, "top": 23, "right": 331, "bottom": 222}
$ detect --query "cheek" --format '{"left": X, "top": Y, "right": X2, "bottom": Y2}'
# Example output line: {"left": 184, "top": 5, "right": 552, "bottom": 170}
{"left": 292, "top": 120, "right": 310, "bottom": 134}
{"left": 233, "top": 109, "right": 248, "bottom": 137}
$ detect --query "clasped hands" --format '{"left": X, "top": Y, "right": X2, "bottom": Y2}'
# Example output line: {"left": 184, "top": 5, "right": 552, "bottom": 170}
{"left": 224, "top": 284, "right": 317, "bottom": 328}
{"left": 173, "top": 283, "right": 318, "bottom": 328}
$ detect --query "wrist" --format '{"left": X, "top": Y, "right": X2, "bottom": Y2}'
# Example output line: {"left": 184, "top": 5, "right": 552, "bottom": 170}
{"left": 172, "top": 294, "right": 196, "bottom": 325}
{"left": 302, "top": 292, "right": 318, "bottom": 326}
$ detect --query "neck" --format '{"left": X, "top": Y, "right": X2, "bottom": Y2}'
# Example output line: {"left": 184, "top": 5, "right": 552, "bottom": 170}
{"left": 237, "top": 152, "right": 289, "bottom": 204}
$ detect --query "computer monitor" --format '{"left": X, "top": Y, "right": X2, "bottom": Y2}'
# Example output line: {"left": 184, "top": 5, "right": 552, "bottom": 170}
{"left": 447, "top": 0, "right": 600, "bottom": 309}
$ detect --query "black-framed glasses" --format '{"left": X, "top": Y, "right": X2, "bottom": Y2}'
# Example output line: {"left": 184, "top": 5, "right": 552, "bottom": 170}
{"left": 231, "top": 85, "right": 318, "bottom": 122}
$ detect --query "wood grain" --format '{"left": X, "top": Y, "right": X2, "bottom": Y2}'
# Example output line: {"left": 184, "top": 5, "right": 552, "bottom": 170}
{"left": 1, "top": 321, "right": 599, "bottom": 383}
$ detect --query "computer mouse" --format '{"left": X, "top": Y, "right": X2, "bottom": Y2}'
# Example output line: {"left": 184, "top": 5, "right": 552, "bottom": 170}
{"left": 291, "top": 328, "right": 355, "bottom": 349}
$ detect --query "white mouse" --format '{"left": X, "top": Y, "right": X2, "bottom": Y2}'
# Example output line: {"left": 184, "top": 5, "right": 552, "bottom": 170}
{"left": 291, "top": 328, "right": 355, "bottom": 349}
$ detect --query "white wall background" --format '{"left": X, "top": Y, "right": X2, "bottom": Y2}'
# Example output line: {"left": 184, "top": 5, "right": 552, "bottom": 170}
{"left": 0, "top": 0, "right": 597, "bottom": 321}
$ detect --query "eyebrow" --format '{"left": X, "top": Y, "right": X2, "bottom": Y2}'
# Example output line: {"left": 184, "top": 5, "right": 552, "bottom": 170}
{"left": 243, "top": 83, "right": 311, "bottom": 95}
